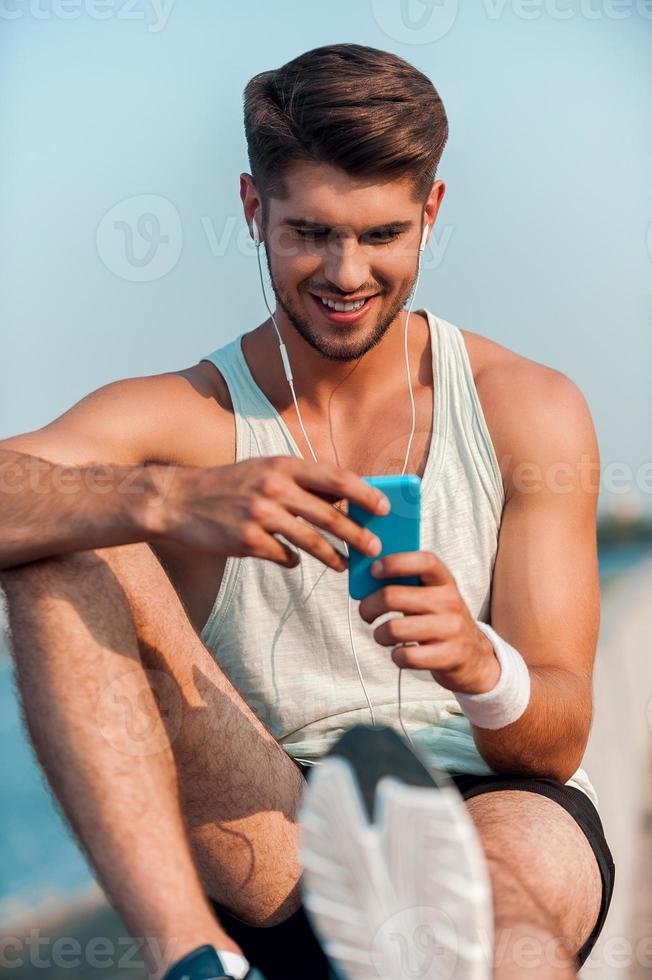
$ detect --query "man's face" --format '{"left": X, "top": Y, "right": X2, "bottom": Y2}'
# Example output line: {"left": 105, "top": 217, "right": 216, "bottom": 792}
{"left": 249, "top": 162, "right": 442, "bottom": 362}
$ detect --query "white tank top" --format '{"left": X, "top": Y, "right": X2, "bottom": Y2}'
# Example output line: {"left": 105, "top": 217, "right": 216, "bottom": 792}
{"left": 199, "top": 310, "right": 598, "bottom": 809}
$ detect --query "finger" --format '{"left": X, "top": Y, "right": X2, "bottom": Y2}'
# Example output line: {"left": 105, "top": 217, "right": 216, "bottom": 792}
{"left": 242, "top": 526, "right": 302, "bottom": 569}
{"left": 292, "top": 460, "right": 391, "bottom": 516}
{"left": 271, "top": 536, "right": 302, "bottom": 569}
{"left": 285, "top": 485, "right": 383, "bottom": 558}
{"left": 373, "top": 613, "right": 459, "bottom": 647}
{"left": 257, "top": 502, "right": 349, "bottom": 572}
{"left": 358, "top": 585, "right": 442, "bottom": 623}
{"left": 371, "top": 550, "right": 456, "bottom": 587}
{"left": 360, "top": 583, "right": 460, "bottom": 623}
{"left": 390, "top": 641, "right": 459, "bottom": 671}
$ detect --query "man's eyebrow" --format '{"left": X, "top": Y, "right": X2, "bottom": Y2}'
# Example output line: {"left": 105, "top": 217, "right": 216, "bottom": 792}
{"left": 284, "top": 218, "right": 414, "bottom": 233}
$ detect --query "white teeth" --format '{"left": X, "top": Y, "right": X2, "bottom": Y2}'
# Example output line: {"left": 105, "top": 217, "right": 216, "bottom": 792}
{"left": 319, "top": 297, "right": 367, "bottom": 312}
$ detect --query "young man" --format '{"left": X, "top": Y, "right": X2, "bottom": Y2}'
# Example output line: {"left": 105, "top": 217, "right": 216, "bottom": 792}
{"left": 0, "top": 44, "right": 613, "bottom": 980}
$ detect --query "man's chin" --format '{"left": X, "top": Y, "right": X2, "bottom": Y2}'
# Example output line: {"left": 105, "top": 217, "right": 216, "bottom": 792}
{"left": 272, "top": 287, "right": 410, "bottom": 362}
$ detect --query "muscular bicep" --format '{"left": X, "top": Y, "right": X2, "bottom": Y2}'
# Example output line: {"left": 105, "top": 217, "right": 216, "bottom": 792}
{"left": 0, "top": 375, "right": 185, "bottom": 469}
{"left": 489, "top": 371, "right": 601, "bottom": 680}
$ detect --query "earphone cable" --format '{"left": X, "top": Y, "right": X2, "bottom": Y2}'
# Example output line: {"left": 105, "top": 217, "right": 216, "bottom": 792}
{"left": 255, "top": 229, "right": 425, "bottom": 747}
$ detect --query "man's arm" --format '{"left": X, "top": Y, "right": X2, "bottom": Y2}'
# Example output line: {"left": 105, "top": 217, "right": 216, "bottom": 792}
{"left": 0, "top": 450, "right": 167, "bottom": 571}
{"left": 0, "top": 376, "right": 187, "bottom": 570}
{"left": 0, "top": 370, "right": 389, "bottom": 574}
{"left": 470, "top": 365, "right": 601, "bottom": 783}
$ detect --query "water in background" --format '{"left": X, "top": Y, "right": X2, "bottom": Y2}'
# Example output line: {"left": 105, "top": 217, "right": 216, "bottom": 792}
{"left": 0, "top": 652, "right": 92, "bottom": 926}
{"left": 1, "top": 539, "right": 650, "bottom": 927}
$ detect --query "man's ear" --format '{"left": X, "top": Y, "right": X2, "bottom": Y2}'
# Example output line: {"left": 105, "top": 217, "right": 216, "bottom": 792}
{"left": 424, "top": 179, "right": 446, "bottom": 231}
{"left": 240, "top": 173, "right": 262, "bottom": 241}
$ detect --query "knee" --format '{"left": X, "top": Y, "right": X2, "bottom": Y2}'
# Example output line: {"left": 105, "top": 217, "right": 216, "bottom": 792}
{"left": 2, "top": 546, "right": 115, "bottom": 578}
{"left": 0, "top": 551, "right": 98, "bottom": 606}
{"left": 0, "top": 547, "right": 140, "bottom": 644}
{"left": 1, "top": 542, "right": 152, "bottom": 595}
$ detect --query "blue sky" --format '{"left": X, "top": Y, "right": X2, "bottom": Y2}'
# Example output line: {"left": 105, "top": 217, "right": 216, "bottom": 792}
{"left": 1, "top": 0, "right": 651, "bottom": 519}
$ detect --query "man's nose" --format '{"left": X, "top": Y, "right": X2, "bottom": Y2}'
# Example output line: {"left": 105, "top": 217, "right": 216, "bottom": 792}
{"left": 322, "top": 239, "right": 370, "bottom": 295}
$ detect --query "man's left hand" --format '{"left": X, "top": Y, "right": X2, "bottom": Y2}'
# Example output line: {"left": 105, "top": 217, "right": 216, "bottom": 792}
{"left": 357, "top": 550, "right": 501, "bottom": 695}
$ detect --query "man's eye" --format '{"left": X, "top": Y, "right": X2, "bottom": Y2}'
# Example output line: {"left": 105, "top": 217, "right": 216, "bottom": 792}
{"left": 366, "top": 231, "right": 401, "bottom": 245}
{"left": 292, "top": 229, "right": 401, "bottom": 243}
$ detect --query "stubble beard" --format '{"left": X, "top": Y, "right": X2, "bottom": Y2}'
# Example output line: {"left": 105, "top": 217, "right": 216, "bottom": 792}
{"left": 263, "top": 250, "right": 419, "bottom": 363}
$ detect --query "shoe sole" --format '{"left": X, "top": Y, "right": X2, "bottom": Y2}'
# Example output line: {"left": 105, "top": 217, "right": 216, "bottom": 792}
{"left": 298, "top": 725, "right": 493, "bottom": 980}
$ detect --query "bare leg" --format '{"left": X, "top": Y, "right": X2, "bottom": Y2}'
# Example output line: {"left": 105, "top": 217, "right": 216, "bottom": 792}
{"left": 465, "top": 791, "right": 603, "bottom": 979}
{"left": 1, "top": 543, "right": 306, "bottom": 977}
{"left": 492, "top": 925, "right": 577, "bottom": 980}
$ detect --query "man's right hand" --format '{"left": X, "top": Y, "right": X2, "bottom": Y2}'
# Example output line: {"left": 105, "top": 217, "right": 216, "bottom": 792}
{"left": 146, "top": 456, "right": 390, "bottom": 571}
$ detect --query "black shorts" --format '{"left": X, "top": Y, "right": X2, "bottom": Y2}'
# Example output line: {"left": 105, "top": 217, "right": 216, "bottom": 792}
{"left": 209, "top": 765, "right": 615, "bottom": 980}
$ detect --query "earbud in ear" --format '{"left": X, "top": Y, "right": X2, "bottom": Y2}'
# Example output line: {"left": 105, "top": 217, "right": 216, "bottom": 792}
{"left": 419, "top": 224, "right": 429, "bottom": 252}
{"left": 251, "top": 218, "right": 261, "bottom": 246}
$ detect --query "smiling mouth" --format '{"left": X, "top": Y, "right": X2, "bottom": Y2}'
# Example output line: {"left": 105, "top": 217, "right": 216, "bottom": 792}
{"left": 319, "top": 296, "right": 371, "bottom": 313}
{"left": 311, "top": 294, "right": 378, "bottom": 313}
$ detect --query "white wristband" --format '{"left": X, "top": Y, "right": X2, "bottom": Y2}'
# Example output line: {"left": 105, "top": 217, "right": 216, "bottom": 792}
{"left": 453, "top": 621, "right": 531, "bottom": 730}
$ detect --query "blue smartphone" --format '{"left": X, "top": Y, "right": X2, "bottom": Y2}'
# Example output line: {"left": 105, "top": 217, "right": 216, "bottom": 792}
{"left": 347, "top": 474, "right": 421, "bottom": 601}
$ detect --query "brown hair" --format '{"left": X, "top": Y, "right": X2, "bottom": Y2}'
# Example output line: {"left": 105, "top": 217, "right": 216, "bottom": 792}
{"left": 244, "top": 43, "right": 448, "bottom": 207}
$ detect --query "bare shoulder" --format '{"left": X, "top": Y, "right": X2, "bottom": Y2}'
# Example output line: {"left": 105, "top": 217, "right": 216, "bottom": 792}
{"left": 137, "top": 360, "right": 236, "bottom": 467}
{"left": 460, "top": 329, "right": 599, "bottom": 503}
{"left": 0, "top": 361, "right": 236, "bottom": 470}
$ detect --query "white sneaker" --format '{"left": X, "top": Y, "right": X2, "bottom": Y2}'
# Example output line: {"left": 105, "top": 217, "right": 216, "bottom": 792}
{"left": 298, "top": 725, "right": 493, "bottom": 980}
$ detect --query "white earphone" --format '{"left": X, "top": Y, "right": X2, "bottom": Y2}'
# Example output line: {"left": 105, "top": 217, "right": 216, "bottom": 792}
{"left": 252, "top": 212, "right": 430, "bottom": 745}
